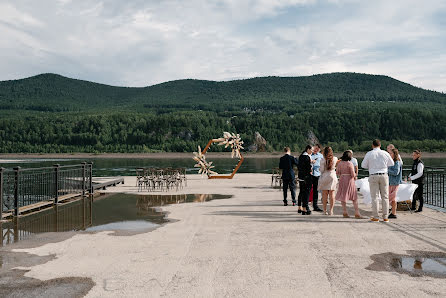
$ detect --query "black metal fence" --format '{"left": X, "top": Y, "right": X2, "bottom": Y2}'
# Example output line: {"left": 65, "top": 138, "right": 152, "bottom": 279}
{"left": 1, "top": 163, "right": 93, "bottom": 219}
{"left": 424, "top": 167, "right": 445, "bottom": 209}
{"left": 358, "top": 166, "right": 445, "bottom": 209}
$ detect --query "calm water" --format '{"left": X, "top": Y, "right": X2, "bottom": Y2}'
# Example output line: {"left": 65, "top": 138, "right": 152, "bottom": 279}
{"left": 1, "top": 193, "right": 231, "bottom": 246}
{"left": 396, "top": 257, "right": 446, "bottom": 277}
{"left": 1, "top": 157, "right": 446, "bottom": 177}
{"left": 88, "top": 193, "right": 231, "bottom": 231}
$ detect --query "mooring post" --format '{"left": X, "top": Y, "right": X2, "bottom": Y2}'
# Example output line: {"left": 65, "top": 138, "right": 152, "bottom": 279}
{"left": 0, "top": 167, "right": 4, "bottom": 222}
{"left": 13, "top": 217, "right": 19, "bottom": 243}
{"left": 88, "top": 162, "right": 93, "bottom": 223}
{"left": 53, "top": 164, "right": 60, "bottom": 205}
{"left": 81, "top": 162, "right": 87, "bottom": 198}
{"left": 54, "top": 203, "right": 59, "bottom": 233}
{"left": 88, "top": 162, "right": 93, "bottom": 195}
{"left": 81, "top": 162, "right": 86, "bottom": 229}
{"left": 0, "top": 168, "right": 3, "bottom": 247}
{"left": 13, "top": 167, "right": 20, "bottom": 217}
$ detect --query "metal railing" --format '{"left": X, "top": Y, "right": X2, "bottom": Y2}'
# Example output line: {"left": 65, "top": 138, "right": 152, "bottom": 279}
{"left": 358, "top": 166, "right": 445, "bottom": 209}
{"left": 424, "top": 167, "right": 445, "bottom": 209}
{"left": 1, "top": 162, "right": 93, "bottom": 219}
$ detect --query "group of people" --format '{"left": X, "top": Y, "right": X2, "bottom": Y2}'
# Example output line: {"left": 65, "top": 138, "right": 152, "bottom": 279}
{"left": 279, "top": 139, "right": 425, "bottom": 221}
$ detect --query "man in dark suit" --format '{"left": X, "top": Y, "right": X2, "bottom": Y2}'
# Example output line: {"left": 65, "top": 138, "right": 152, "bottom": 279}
{"left": 279, "top": 146, "right": 299, "bottom": 206}
{"left": 298, "top": 145, "right": 313, "bottom": 215}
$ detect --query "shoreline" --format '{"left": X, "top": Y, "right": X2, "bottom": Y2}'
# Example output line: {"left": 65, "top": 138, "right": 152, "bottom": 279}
{"left": 1, "top": 151, "right": 446, "bottom": 159}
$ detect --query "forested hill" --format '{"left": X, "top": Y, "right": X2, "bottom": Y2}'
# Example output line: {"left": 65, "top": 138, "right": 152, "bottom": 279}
{"left": 1, "top": 72, "right": 445, "bottom": 112}
{"left": 0, "top": 72, "right": 445, "bottom": 153}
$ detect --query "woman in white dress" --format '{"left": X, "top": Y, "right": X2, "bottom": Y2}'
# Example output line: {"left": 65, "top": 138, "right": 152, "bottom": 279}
{"left": 318, "top": 146, "right": 338, "bottom": 215}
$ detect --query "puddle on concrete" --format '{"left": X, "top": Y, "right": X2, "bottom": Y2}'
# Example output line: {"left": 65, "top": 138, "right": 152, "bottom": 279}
{"left": 0, "top": 249, "right": 86, "bottom": 298}
{"left": 87, "top": 220, "right": 159, "bottom": 232}
{"left": 0, "top": 269, "right": 94, "bottom": 298}
{"left": 397, "top": 257, "right": 446, "bottom": 275}
{"left": 367, "top": 251, "right": 446, "bottom": 278}
{"left": 1, "top": 193, "right": 231, "bottom": 246}
{"left": 87, "top": 193, "right": 231, "bottom": 233}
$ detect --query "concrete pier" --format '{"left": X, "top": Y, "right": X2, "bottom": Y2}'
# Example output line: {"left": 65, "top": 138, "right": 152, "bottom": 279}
{"left": 8, "top": 174, "right": 446, "bottom": 297}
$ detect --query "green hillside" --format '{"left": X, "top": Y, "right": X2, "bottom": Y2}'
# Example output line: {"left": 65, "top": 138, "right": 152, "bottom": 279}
{"left": 1, "top": 72, "right": 445, "bottom": 112}
{"left": 0, "top": 73, "right": 144, "bottom": 111}
{"left": 0, "top": 72, "right": 445, "bottom": 153}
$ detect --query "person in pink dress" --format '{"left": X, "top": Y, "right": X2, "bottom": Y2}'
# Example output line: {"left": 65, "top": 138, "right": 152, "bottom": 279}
{"left": 335, "top": 151, "right": 363, "bottom": 218}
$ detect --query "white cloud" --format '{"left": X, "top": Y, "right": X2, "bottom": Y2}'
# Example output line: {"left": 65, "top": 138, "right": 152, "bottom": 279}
{"left": 336, "top": 48, "right": 359, "bottom": 56}
{"left": 214, "top": 0, "right": 315, "bottom": 20}
{"left": 0, "top": 0, "right": 445, "bottom": 92}
{"left": 0, "top": 3, "right": 44, "bottom": 27}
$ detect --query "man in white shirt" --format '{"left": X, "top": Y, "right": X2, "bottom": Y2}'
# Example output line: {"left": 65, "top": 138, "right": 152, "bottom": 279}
{"left": 361, "top": 139, "right": 395, "bottom": 222}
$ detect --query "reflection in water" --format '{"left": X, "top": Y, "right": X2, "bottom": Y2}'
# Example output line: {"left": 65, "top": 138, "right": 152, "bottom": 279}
{"left": 88, "top": 193, "right": 231, "bottom": 231}
{"left": 396, "top": 257, "right": 446, "bottom": 276}
{"left": 1, "top": 194, "right": 231, "bottom": 246}
{"left": 1, "top": 198, "right": 92, "bottom": 246}
{"left": 414, "top": 259, "right": 423, "bottom": 270}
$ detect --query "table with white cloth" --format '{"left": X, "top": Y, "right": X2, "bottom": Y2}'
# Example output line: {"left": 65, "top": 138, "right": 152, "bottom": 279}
{"left": 355, "top": 178, "right": 418, "bottom": 205}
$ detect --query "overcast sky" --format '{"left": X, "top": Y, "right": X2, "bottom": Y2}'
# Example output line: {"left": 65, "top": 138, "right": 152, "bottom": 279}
{"left": 1, "top": 0, "right": 445, "bottom": 92}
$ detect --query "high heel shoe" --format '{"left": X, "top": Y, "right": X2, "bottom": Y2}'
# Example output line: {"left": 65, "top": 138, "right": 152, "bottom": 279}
{"left": 324, "top": 211, "right": 328, "bottom": 215}
{"left": 343, "top": 213, "right": 350, "bottom": 218}
{"left": 355, "top": 214, "right": 365, "bottom": 219}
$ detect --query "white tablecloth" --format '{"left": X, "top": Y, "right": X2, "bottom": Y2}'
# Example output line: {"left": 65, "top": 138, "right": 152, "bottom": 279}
{"left": 355, "top": 178, "right": 418, "bottom": 205}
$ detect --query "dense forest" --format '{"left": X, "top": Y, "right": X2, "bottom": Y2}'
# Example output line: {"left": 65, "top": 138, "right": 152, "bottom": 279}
{"left": 0, "top": 73, "right": 445, "bottom": 153}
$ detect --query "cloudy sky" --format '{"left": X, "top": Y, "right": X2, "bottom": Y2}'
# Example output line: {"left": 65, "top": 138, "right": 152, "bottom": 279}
{"left": 1, "top": 0, "right": 445, "bottom": 92}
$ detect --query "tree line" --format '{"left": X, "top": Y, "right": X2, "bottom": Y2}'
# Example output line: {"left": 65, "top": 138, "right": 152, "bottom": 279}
{"left": 1, "top": 101, "right": 445, "bottom": 153}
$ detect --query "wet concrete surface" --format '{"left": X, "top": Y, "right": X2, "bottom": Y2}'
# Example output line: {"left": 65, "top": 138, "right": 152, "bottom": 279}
{"left": 367, "top": 250, "right": 446, "bottom": 278}
{"left": 0, "top": 246, "right": 94, "bottom": 298}
{"left": 0, "top": 193, "right": 231, "bottom": 296}
{"left": 2, "top": 193, "right": 232, "bottom": 245}
{"left": 0, "top": 269, "right": 94, "bottom": 298}
{"left": 87, "top": 193, "right": 231, "bottom": 235}
{"left": 2, "top": 174, "right": 446, "bottom": 297}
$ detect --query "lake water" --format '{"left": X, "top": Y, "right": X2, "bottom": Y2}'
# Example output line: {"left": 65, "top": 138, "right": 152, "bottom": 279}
{"left": 1, "top": 157, "right": 445, "bottom": 177}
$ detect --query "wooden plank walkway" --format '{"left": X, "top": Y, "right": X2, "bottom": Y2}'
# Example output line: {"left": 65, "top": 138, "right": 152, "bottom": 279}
{"left": 92, "top": 176, "right": 124, "bottom": 190}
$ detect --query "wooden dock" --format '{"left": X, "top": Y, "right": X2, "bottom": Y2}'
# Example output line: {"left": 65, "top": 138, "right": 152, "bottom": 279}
{"left": 92, "top": 176, "right": 124, "bottom": 190}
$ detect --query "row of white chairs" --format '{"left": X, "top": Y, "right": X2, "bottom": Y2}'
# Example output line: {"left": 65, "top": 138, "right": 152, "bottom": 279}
{"left": 136, "top": 168, "right": 187, "bottom": 192}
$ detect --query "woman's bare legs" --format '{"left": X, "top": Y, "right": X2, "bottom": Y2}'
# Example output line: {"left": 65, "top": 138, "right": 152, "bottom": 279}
{"left": 353, "top": 199, "right": 361, "bottom": 217}
{"left": 322, "top": 190, "right": 328, "bottom": 213}
{"left": 390, "top": 185, "right": 398, "bottom": 215}
{"left": 329, "top": 190, "right": 335, "bottom": 215}
{"left": 391, "top": 201, "right": 397, "bottom": 215}
{"left": 341, "top": 201, "right": 348, "bottom": 216}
